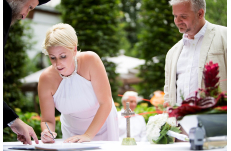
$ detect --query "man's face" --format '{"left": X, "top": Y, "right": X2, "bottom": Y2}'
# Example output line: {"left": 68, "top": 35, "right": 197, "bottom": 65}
{"left": 172, "top": 1, "right": 200, "bottom": 37}
{"left": 7, "top": 0, "right": 39, "bottom": 25}
{"left": 123, "top": 97, "right": 137, "bottom": 111}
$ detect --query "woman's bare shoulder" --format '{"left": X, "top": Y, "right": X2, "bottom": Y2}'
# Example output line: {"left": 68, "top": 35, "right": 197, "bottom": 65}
{"left": 79, "top": 51, "right": 99, "bottom": 59}
{"left": 78, "top": 51, "right": 101, "bottom": 65}
{"left": 77, "top": 51, "right": 102, "bottom": 80}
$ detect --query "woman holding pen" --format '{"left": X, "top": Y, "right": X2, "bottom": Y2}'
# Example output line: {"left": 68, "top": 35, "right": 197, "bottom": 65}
{"left": 38, "top": 23, "right": 119, "bottom": 143}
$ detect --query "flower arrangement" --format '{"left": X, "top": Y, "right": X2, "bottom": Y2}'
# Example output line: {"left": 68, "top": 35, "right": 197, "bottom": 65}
{"left": 146, "top": 113, "right": 186, "bottom": 144}
{"left": 168, "top": 61, "right": 227, "bottom": 120}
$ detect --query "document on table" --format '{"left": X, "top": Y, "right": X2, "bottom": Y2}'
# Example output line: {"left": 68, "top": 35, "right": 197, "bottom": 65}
{"left": 8, "top": 139, "right": 101, "bottom": 150}
{"left": 35, "top": 140, "right": 101, "bottom": 150}
{"left": 34, "top": 143, "right": 100, "bottom": 150}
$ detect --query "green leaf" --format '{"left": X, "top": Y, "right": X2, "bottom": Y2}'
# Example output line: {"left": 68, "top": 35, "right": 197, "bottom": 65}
{"left": 154, "top": 123, "right": 171, "bottom": 143}
{"left": 167, "top": 136, "right": 174, "bottom": 144}
{"left": 170, "top": 126, "right": 181, "bottom": 133}
{"left": 160, "top": 123, "right": 171, "bottom": 134}
{"left": 158, "top": 135, "right": 168, "bottom": 144}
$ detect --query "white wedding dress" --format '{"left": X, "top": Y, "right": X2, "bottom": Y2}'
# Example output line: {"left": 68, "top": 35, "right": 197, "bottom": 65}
{"left": 53, "top": 57, "right": 119, "bottom": 141}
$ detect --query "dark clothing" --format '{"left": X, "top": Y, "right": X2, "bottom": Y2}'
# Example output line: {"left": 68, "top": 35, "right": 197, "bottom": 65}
{"left": 3, "top": 0, "right": 11, "bottom": 71}
{"left": 3, "top": 0, "right": 19, "bottom": 128}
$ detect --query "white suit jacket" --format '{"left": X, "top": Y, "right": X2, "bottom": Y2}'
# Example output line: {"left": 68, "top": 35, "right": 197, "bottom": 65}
{"left": 164, "top": 22, "right": 227, "bottom": 106}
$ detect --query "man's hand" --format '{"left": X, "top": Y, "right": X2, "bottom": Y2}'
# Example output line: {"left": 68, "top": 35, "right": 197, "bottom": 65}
{"left": 9, "top": 118, "right": 39, "bottom": 145}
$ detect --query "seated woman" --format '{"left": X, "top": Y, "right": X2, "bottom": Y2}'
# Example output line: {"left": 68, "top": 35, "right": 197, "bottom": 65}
{"left": 38, "top": 23, "right": 119, "bottom": 143}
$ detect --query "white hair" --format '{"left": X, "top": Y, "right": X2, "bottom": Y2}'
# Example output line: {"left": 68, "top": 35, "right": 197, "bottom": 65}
{"left": 169, "top": 0, "right": 206, "bottom": 14}
{"left": 121, "top": 91, "right": 138, "bottom": 103}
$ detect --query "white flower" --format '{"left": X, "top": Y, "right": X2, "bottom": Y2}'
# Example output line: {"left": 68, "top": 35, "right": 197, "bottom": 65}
{"left": 146, "top": 113, "right": 169, "bottom": 143}
{"left": 166, "top": 117, "right": 177, "bottom": 127}
{"left": 147, "top": 126, "right": 160, "bottom": 143}
{"left": 147, "top": 113, "right": 168, "bottom": 129}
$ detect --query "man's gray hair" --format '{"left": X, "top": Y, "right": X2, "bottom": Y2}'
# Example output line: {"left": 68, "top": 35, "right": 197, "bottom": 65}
{"left": 169, "top": 0, "right": 206, "bottom": 14}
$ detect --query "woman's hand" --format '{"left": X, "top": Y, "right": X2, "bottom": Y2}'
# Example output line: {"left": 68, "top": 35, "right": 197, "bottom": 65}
{"left": 41, "top": 129, "right": 57, "bottom": 143}
{"left": 64, "top": 133, "right": 91, "bottom": 143}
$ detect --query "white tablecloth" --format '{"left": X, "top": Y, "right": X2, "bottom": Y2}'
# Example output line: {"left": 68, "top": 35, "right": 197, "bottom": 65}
{"left": 3, "top": 139, "right": 227, "bottom": 151}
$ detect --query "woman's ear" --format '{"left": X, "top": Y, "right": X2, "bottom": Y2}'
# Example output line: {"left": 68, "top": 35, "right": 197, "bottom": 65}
{"left": 73, "top": 47, "right": 77, "bottom": 55}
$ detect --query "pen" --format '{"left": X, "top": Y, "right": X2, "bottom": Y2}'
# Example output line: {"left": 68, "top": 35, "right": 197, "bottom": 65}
{"left": 45, "top": 122, "right": 55, "bottom": 140}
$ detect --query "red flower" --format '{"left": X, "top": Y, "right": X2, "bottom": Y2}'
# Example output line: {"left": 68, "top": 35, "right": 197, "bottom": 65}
{"left": 168, "top": 61, "right": 227, "bottom": 119}
{"left": 168, "top": 96, "right": 217, "bottom": 119}
{"left": 203, "top": 61, "right": 219, "bottom": 96}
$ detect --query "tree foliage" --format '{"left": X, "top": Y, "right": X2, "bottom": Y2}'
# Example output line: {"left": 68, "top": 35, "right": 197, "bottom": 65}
{"left": 3, "top": 21, "right": 33, "bottom": 110}
{"left": 59, "top": 0, "right": 122, "bottom": 102}
{"left": 120, "top": 0, "right": 141, "bottom": 57}
{"left": 135, "top": 0, "right": 181, "bottom": 99}
{"left": 206, "top": 0, "right": 227, "bottom": 26}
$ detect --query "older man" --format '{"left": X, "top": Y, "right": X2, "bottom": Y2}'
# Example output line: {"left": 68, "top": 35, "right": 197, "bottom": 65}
{"left": 117, "top": 91, "right": 147, "bottom": 142}
{"left": 3, "top": 0, "right": 50, "bottom": 145}
{"left": 164, "top": 0, "right": 227, "bottom": 106}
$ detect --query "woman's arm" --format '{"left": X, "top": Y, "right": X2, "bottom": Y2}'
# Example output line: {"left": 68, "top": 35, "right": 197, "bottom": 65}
{"left": 64, "top": 52, "right": 112, "bottom": 143}
{"left": 38, "top": 69, "right": 57, "bottom": 143}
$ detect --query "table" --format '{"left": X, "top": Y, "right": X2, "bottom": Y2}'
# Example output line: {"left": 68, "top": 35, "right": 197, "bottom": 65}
{"left": 3, "top": 139, "right": 227, "bottom": 151}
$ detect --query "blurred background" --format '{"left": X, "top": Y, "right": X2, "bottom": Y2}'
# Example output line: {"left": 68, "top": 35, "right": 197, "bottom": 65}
{"left": 3, "top": 0, "right": 227, "bottom": 141}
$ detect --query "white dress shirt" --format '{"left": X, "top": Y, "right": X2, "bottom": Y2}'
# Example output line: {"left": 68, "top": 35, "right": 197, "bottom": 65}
{"left": 176, "top": 21, "right": 208, "bottom": 106}
{"left": 117, "top": 109, "right": 147, "bottom": 142}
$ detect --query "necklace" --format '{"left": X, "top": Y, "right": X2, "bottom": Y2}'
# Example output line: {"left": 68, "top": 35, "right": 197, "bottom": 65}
{"left": 59, "top": 56, "right": 78, "bottom": 79}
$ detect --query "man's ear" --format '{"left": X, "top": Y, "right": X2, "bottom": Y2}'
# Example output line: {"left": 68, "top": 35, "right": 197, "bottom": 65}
{"left": 198, "top": 9, "right": 204, "bottom": 19}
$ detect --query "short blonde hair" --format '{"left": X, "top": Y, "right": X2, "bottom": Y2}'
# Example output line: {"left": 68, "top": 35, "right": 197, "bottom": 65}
{"left": 121, "top": 91, "right": 138, "bottom": 103}
{"left": 42, "top": 23, "right": 78, "bottom": 55}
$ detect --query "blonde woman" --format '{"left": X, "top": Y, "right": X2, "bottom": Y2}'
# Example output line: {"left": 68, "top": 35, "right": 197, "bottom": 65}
{"left": 38, "top": 23, "right": 119, "bottom": 143}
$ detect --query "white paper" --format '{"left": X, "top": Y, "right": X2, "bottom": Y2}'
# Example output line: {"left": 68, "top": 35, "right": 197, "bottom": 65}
{"left": 34, "top": 143, "right": 100, "bottom": 150}
{"left": 33, "top": 139, "right": 100, "bottom": 150}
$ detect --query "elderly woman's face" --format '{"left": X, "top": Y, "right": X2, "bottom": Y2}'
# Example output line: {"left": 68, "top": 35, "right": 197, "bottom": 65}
{"left": 123, "top": 97, "right": 137, "bottom": 111}
{"left": 48, "top": 46, "right": 76, "bottom": 76}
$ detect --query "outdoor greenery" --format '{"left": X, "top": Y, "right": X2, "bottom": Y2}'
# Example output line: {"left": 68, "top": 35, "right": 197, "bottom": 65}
{"left": 3, "top": 21, "right": 34, "bottom": 111}
{"left": 119, "top": 0, "right": 142, "bottom": 57}
{"left": 135, "top": 0, "right": 182, "bottom": 99}
{"left": 206, "top": 0, "right": 227, "bottom": 26}
{"left": 3, "top": 0, "right": 227, "bottom": 142}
